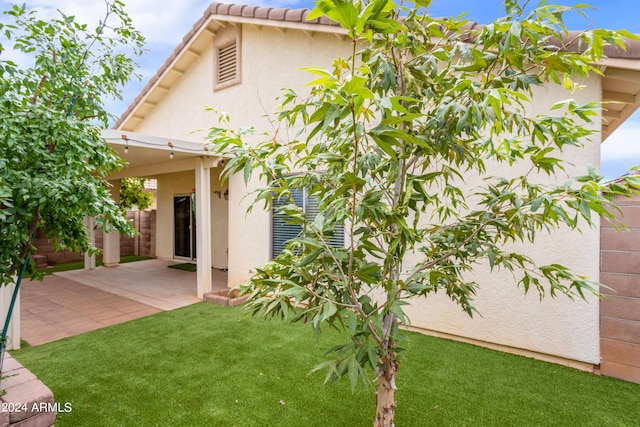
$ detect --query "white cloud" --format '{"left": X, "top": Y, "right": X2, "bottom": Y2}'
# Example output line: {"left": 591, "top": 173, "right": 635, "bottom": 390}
{"left": 0, "top": 0, "right": 216, "bottom": 117}
{"left": 6, "top": 0, "right": 640, "bottom": 159}
{"left": 120, "top": 1, "right": 214, "bottom": 47}
{"left": 601, "top": 116, "right": 640, "bottom": 178}
{"left": 601, "top": 119, "right": 640, "bottom": 161}
{"left": 1, "top": 0, "right": 213, "bottom": 48}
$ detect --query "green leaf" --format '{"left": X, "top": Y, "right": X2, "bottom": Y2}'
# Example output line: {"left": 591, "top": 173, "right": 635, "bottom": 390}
{"left": 321, "top": 302, "right": 338, "bottom": 322}
{"left": 296, "top": 247, "right": 324, "bottom": 267}
{"left": 370, "top": 133, "right": 398, "bottom": 159}
{"left": 344, "top": 309, "right": 357, "bottom": 334}
{"left": 309, "top": 0, "right": 359, "bottom": 32}
{"left": 243, "top": 160, "right": 253, "bottom": 184}
{"left": 624, "top": 175, "right": 640, "bottom": 189}
{"left": 348, "top": 356, "right": 359, "bottom": 393}
{"left": 530, "top": 198, "right": 543, "bottom": 212}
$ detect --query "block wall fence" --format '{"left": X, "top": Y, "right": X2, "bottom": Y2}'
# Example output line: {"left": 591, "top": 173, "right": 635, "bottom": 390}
{"left": 32, "top": 210, "right": 156, "bottom": 265}
{"left": 600, "top": 194, "right": 640, "bottom": 384}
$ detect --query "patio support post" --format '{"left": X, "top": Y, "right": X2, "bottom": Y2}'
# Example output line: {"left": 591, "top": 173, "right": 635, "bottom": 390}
{"left": 103, "top": 180, "right": 121, "bottom": 267}
{"left": 83, "top": 217, "right": 97, "bottom": 270}
{"left": 195, "top": 157, "right": 212, "bottom": 298}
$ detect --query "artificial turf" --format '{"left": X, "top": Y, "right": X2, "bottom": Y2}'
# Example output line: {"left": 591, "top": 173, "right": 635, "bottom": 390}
{"left": 10, "top": 303, "right": 640, "bottom": 426}
{"left": 39, "top": 255, "right": 152, "bottom": 275}
{"left": 167, "top": 262, "right": 197, "bottom": 272}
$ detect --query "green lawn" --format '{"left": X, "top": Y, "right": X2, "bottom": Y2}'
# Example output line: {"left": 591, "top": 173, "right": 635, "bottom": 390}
{"left": 167, "top": 262, "right": 197, "bottom": 272}
{"left": 40, "top": 255, "right": 152, "bottom": 275}
{"left": 10, "top": 303, "right": 640, "bottom": 426}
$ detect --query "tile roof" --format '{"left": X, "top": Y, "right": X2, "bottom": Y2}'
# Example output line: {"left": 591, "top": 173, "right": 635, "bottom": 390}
{"left": 460, "top": 22, "right": 640, "bottom": 60}
{"left": 205, "top": 2, "right": 337, "bottom": 25}
{"left": 114, "top": 2, "right": 340, "bottom": 129}
{"left": 114, "top": 2, "right": 640, "bottom": 130}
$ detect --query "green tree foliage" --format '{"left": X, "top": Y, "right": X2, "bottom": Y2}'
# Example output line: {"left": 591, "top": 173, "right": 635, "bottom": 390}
{"left": 0, "top": 2, "right": 144, "bottom": 285}
{"left": 119, "top": 178, "right": 153, "bottom": 210}
{"left": 208, "top": 0, "right": 640, "bottom": 425}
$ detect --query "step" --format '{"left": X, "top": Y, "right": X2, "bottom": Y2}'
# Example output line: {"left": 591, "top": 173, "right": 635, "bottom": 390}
{"left": 1, "top": 352, "right": 56, "bottom": 426}
{"left": 203, "top": 289, "right": 248, "bottom": 307}
{"left": 31, "top": 255, "right": 48, "bottom": 269}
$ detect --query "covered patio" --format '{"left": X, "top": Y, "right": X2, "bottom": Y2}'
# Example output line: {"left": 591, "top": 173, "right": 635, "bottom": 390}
{"left": 100, "top": 130, "right": 229, "bottom": 299}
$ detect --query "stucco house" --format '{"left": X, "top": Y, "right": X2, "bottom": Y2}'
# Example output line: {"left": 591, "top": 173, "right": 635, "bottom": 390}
{"left": 101, "top": 3, "right": 640, "bottom": 382}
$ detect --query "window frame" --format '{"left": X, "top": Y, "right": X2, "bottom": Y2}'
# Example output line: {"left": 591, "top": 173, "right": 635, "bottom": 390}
{"left": 271, "top": 187, "right": 344, "bottom": 259}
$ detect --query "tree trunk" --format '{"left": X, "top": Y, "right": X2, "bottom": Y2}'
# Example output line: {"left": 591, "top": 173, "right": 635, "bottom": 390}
{"left": 7, "top": 208, "right": 40, "bottom": 278}
{"left": 374, "top": 356, "right": 398, "bottom": 427}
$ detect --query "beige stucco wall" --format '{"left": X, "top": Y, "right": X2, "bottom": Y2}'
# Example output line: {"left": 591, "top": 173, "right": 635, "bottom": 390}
{"left": 155, "top": 169, "right": 228, "bottom": 268}
{"left": 123, "top": 21, "right": 603, "bottom": 365}
{"left": 156, "top": 171, "right": 194, "bottom": 260}
{"left": 128, "top": 25, "right": 349, "bottom": 278}
{"left": 403, "top": 76, "right": 603, "bottom": 365}
{"left": 226, "top": 26, "right": 353, "bottom": 283}
{"left": 131, "top": 44, "right": 216, "bottom": 140}
{"left": 210, "top": 171, "right": 229, "bottom": 269}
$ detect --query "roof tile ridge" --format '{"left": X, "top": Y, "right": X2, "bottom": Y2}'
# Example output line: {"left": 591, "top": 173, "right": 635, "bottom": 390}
{"left": 268, "top": 6, "right": 290, "bottom": 21}
{"left": 285, "top": 8, "right": 307, "bottom": 22}
{"left": 228, "top": 4, "right": 246, "bottom": 16}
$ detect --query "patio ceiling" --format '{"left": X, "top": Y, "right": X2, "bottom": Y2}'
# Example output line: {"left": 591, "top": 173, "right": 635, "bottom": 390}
{"left": 101, "top": 129, "right": 221, "bottom": 179}
{"left": 601, "top": 61, "right": 640, "bottom": 141}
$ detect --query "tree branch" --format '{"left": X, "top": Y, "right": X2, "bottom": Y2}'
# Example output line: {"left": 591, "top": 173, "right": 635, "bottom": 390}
{"left": 7, "top": 207, "right": 40, "bottom": 278}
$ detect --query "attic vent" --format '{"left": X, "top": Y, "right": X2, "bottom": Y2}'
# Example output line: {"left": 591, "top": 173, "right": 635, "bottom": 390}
{"left": 218, "top": 43, "right": 237, "bottom": 83}
{"left": 213, "top": 27, "right": 241, "bottom": 91}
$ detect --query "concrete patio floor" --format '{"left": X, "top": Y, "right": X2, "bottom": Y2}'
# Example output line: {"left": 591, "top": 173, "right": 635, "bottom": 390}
{"left": 20, "top": 259, "right": 228, "bottom": 346}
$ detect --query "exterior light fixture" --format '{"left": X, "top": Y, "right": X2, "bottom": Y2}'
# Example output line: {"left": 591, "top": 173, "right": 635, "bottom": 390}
{"left": 121, "top": 134, "right": 129, "bottom": 154}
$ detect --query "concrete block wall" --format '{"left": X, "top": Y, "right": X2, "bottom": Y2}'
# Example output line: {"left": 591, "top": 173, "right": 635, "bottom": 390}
{"left": 33, "top": 210, "right": 156, "bottom": 265}
{"left": 139, "top": 210, "right": 157, "bottom": 258}
{"left": 120, "top": 211, "right": 136, "bottom": 257}
{"left": 120, "top": 210, "right": 156, "bottom": 258}
{"left": 33, "top": 230, "right": 104, "bottom": 265}
{"left": 600, "top": 194, "right": 640, "bottom": 384}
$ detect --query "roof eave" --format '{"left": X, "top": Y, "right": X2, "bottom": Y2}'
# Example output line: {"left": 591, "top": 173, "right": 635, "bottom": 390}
{"left": 114, "top": 3, "right": 345, "bottom": 131}
{"left": 599, "top": 58, "right": 640, "bottom": 141}
{"left": 114, "top": 3, "right": 640, "bottom": 143}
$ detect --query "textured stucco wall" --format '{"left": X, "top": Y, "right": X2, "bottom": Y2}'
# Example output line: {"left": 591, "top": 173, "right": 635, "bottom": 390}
{"left": 210, "top": 171, "right": 229, "bottom": 269}
{"left": 131, "top": 38, "right": 216, "bottom": 141}
{"left": 125, "top": 22, "right": 603, "bottom": 364}
{"left": 129, "top": 25, "right": 348, "bottom": 280}
{"left": 403, "top": 77, "right": 603, "bottom": 364}
{"left": 156, "top": 171, "right": 195, "bottom": 260}
{"left": 154, "top": 169, "right": 228, "bottom": 268}
{"left": 226, "top": 26, "right": 353, "bottom": 285}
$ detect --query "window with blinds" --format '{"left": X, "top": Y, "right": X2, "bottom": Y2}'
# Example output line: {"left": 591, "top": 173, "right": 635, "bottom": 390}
{"left": 272, "top": 189, "right": 344, "bottom": 258}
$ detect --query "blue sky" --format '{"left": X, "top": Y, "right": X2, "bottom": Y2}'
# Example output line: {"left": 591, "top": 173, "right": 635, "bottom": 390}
{"left": 2, "top": 0, "right": 640, "bottom": 178}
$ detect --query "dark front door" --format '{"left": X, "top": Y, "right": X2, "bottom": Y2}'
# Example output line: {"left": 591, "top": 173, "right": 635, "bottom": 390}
{"left": 174, "top": 195, "right": 196, "bottom": 259}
